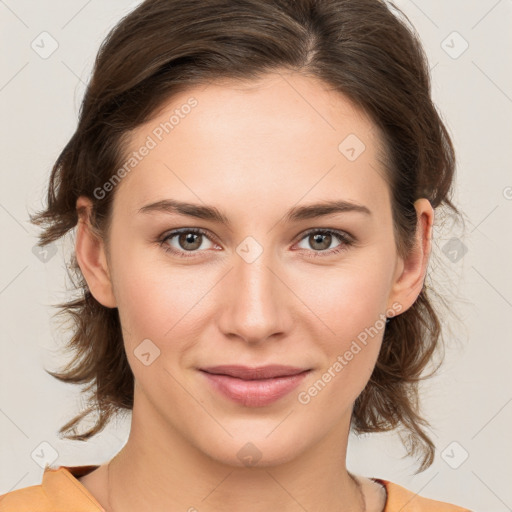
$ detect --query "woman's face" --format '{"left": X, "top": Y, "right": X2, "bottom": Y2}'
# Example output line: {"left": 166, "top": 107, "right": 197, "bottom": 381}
{"left": 79, "top": 71, "right": 429, "bottom": 467}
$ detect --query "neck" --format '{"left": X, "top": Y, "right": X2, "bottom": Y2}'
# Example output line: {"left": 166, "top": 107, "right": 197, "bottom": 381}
{"left": 105, "top": 394, "right": 365, "bottom": 512}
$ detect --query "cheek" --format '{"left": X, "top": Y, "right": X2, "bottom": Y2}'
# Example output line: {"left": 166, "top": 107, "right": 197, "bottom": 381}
{"left": 111, "top": 224, "right": 394, "bottom": 352}
{"left": 293, "top": 258, "right": 392, "bottom": 386}
{"left": 110, "top": 244, "right": 214, "bottom": 351}
{"left": 298, "top": 259, "right": 392, "bottom": 335}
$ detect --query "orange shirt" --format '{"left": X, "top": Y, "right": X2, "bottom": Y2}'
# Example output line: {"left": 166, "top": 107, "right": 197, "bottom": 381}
{"left": 0, "top": 465, "right": 472, "bottom": 511}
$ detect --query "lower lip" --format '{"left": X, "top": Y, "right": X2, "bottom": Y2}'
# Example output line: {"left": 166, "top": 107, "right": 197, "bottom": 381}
{"left": 200, "top": 370, "right": 310, "bottom": 407}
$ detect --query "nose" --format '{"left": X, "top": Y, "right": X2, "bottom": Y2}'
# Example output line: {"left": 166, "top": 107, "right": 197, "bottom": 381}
{"left": 217, "top": 245, "right": 294, "bottom": 345}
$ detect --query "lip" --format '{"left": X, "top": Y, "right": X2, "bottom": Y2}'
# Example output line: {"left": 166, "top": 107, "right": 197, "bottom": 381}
{"left": 199, "top": 365, "right": 311, "bottom": 407}
{"left": 201, "top": 364, "right": 309, "bottom": 379}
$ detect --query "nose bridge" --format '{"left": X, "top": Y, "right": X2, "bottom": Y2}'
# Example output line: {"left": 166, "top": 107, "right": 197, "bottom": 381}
{"left": 220, "top": 235, "right": 291, "bottom": 343}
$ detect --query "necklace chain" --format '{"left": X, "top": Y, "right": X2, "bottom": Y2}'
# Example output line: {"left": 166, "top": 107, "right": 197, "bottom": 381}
{"left": 106, "top": 458, "right": 366, "bottom": 512}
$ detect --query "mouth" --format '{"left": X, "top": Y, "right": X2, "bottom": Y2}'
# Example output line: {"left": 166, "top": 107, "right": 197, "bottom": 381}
{"left": 200, "top": 364, "right": 310, "bottom": 380}
{"left": 199, "top": 365, "right": 311, "bottom": 407}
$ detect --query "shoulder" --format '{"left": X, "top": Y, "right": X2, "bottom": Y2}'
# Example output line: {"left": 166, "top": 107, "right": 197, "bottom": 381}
{"left": 0, "top": 483, "right": 50, "bottom": 511}
{"left": 0, "top": 465, "right": 103, "bottom": 512}
{"left": 379, "top": 478, "right": 474, "bottom": 512}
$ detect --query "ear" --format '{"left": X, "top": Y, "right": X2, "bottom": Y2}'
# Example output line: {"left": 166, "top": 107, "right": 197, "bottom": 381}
{"left": 75, "top": 196, "right": 117, "bottom": 308}
{"left": 387, "top": 198, "right": 434, "bottom": 314}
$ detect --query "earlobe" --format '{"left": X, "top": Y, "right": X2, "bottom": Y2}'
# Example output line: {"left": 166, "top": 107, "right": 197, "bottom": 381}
{"left": 75, "top": 196, "right": 117, "bottom": 308}
{"left": 387, "top": 198, "right": 434, "bottom": 313}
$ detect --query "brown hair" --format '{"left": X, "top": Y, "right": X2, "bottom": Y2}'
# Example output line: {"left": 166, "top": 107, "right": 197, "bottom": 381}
{"left": 30, "top": 0, "right": 458, "bottom": 473}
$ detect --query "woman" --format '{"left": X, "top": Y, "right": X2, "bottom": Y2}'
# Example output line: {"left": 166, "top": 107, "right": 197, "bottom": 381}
{"left": 0, "top": 0, "right": 472, "bottom": 510}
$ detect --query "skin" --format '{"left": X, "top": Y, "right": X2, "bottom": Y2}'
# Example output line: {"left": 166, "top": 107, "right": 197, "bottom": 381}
{"left": 74, "top": 71, "right": 434, "bottom": 512}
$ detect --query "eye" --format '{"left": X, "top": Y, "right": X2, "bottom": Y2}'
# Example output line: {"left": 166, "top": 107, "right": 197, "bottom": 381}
{"left": 158, "top": 227, "right": 354, "bottom": 259}
{"left": 159, "top": 228, "right": 218, "bottom": 258}
{"left": 295, "top": 229, "right": 354, "bottom": 258}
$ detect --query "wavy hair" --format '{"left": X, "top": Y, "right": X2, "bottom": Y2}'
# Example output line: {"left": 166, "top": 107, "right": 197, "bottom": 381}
{"left": 30, "top": 0, "right": 459, "bottom": 473}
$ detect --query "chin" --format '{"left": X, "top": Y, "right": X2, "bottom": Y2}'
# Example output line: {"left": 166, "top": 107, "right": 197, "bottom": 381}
{"left": 194, "top": 424, "right": 312, "bottom": 469}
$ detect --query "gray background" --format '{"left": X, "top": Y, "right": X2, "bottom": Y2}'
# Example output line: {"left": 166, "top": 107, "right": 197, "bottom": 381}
{"left": 1, "top": 1, "right": 511, "bottom": 510}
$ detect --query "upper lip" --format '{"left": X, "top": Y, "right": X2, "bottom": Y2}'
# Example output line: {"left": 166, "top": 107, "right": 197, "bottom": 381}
{"left": 200, "top": 365, "right": 310, "bottom": 380}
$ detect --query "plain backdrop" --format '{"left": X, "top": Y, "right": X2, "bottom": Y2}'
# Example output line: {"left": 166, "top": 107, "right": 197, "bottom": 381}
{"left": 0, "top": 1, "right": 511, "bottom": 510}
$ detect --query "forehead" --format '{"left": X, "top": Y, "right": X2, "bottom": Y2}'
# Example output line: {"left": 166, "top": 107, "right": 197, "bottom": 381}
{"left": 114, "top": 72, "right": 390, "bottom": 218}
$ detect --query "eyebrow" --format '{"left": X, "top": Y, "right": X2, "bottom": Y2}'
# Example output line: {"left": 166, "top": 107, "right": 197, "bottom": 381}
{"left": 137, "top": 198, "right": 371, "bottom": 225}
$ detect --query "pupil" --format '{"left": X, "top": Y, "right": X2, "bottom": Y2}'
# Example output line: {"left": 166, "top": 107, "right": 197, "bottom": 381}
{"left": 312, "top": 233, "right": 330, "bottom": 250}
{"left": 180, "top": 232, "right": 200, "bottom": 250}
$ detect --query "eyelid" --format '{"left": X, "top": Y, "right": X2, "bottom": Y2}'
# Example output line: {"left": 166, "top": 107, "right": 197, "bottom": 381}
{"left": 292, "top": 228, "right": 354, "bottom": 258}
{"left": 159, "top": 227, "right": 219, "bottom": 249}
{"left": 294, "top": 227, "right": 354, "bottom": 244}
{"left": 158, "top": 226, "right": 355, "bottom": 258}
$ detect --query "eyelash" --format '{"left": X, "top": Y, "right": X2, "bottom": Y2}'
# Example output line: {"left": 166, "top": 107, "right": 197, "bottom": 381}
{"left": 158, "top": 227, "right": 355, "bottom": 259}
